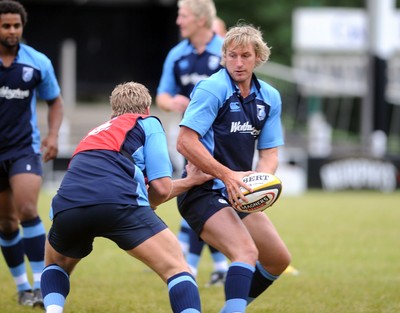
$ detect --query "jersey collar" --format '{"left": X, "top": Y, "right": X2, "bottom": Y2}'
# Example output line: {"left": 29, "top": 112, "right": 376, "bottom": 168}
{"left": 228, "top": 71, "right": 261, "bottom": 99}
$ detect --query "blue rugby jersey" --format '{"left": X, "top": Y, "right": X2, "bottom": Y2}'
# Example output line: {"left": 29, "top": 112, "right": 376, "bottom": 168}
{"left": 0, "top": 43, "right": 61, "bottom": 161}
{"left": 50, "top": 116, "right": 172, "bottom": 218}
{"left": 157, "top": 34, "right": 223, "bottom": 98}
{"left": 180, "top": 68, "right": 284, "bottom": 190}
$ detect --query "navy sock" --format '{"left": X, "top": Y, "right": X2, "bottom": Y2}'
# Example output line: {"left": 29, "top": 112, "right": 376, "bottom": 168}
{"left": 189, "top": 229, "right": 205, "bottom": 255}
{"left": 186, "top": 230, "right": 205, "bottom": 275}
{"left": 168, "top": 272, "right": 201, "bottom": 313}
{"left": 247, "top": 261, "right": 279, "bottom": 304}
{"left": 41, "top": 264, "right": 70, "bottom": 310}
{"left": 0, "top": 229, "right": 24, "bottom": 268}
{"left": 220, "top": 262, "right": 255, "bottom": 313}
{"left": 21, "top": 217, "right": 46, "bottom": 289}
{"left": 0, "top": 229, "right": 31, "bottom": 291}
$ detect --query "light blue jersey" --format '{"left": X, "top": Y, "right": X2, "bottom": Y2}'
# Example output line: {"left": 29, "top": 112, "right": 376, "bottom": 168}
{"left": 51, "top": 116, "right": 172, "bottom": 218}
{"left": 180, "top": 68, "right": 284, "bottom": 190}
{"left": 157, "top": 34, "right": 223, "bottom": 98}
{"left": 0, "top": 43, "right": 60, "bottom": 161}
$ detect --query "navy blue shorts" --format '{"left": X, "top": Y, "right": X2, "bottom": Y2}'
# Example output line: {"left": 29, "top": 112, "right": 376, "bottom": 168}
{"left": 48, "top": 204, "right": 167, "bottom": 258}
{"left": 177, "top": 183, "right": 249, "bottom": 236}
{"left": 0, "top": 154, "right": 42, "bottom": 191}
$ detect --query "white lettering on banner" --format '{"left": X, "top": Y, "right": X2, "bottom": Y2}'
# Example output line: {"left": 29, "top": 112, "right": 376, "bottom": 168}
{"left": 293, "top": 8, "right": 368, "bottom": 52}
{"left": 320, "top": 158, "right": 398, "bottom": 192}
{"left": 293, "top": 8, "right": 400, "bottom": 52}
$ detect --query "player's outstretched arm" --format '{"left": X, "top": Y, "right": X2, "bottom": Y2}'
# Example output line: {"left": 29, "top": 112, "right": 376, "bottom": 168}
{"left": 147, "top": 162, "right": 212, "bottom": 208}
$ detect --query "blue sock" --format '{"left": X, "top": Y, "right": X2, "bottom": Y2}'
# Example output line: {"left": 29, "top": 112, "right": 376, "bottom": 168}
{"left": 0, "top": 229, "right": 31, "bottom": 291}
{"left": 186, "top": 252, "right": 201, "bottom": 276}
{"left": 168, "top": 272, "right": 201, "bottom": 313}
{"left": 21, "top": 217, "right": 46, "bottom": 289}
{"left": 247, "top": 261, "right": 279, "bottom": 304}
{"left": 210, "top": 248, "right": 225, "bottom": 262}
{"left": 186, "top": 229, "right": 205, "bottom": 275}
{"left": 188, "top": 229, "right": 204, "bottom": 256}
{"left": 220, "top": 262, "right": 255, "bottom": 313}
{"left": 41, "top": 264, "right": 70, "bottom": 311}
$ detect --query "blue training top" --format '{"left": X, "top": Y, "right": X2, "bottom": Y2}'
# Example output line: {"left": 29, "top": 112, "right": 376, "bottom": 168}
{"left": 157, "top": 34, "right": 223, "bottom": 98}
{"left": 0, "top": 43, "right": 61, "bottom": 161}
{"left": 180, "top": 68, "right": 284, "bottom": 190}
{"left": 50, "top": 115, "right": 172, "bottom": 219}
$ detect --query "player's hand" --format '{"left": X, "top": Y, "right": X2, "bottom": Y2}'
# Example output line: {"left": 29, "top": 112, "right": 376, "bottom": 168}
{"left": 185, "top": 162, "right": 214, "bottom": 186}
{"left": 41, "top": 134, "right": 59, "bottom": 162}
{"left": 222, "top": 170, "right": 254, "bottom": 209}
{"left": 171, "top": 95, "right": 190, "bottom": 113}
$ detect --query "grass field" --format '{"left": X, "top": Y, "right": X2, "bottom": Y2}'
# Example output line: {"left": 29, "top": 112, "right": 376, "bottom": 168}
{"left": 1, "top": 189, "right": 399, "bottom": 313}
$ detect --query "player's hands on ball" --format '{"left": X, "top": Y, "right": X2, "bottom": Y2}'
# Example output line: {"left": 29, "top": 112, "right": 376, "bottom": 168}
{"left": 223, "top": 170, "right": 254, "bottom": 209}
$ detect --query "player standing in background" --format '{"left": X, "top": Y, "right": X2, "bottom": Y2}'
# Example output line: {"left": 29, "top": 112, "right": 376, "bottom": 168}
{"left": 0, "top": 0, "right": 64, "bottom": 308}
{"left": 156, "top": 0, "right": 229, "bottom": 286}
{"left": 177, "top": 23, "right": 292, "bottom": 312}
{"left": 40, "top": 81, "right": 209, "bottom": 313}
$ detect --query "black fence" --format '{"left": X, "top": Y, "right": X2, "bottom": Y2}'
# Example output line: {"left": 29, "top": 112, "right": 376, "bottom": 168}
{"left": 23, "top": 1, "right": 178, "bottom": 99}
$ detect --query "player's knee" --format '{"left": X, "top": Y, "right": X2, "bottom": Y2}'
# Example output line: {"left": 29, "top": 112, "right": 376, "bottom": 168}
{"left": 276, "top": 246, "right": 292, "bottom": 272}
{"left": 260, "top": 247, "right": 291, "bottom": 275}
{"left": 281, "top": 250, "right": 292, "bottom": 270}
{"left": 230, "top": 242, "right": 258, "bottom": 265}
{"left": 18, "top": 204, "right": 39, "bottom": 221}
{"left": 0, "top": 216, "right": 19, "bottom": 233}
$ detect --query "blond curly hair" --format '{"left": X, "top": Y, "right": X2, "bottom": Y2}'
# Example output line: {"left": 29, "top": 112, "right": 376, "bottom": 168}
{"left": 110, "top": 82, "right": 152, "bottom": 118}
{"left": 221, "top": 23, "right": 271, "bottom": 68}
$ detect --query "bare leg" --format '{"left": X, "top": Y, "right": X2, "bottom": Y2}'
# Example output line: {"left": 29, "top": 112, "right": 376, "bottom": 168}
{"left": 127, "top": 228, "right": 201, "bottom": 312}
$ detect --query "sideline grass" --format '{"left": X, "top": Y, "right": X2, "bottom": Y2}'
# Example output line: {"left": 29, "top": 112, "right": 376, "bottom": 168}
{"left": 0, "top": 189, "right": 399, "bottom": 312}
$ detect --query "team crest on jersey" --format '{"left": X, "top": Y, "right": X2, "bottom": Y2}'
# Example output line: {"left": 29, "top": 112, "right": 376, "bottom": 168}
{"left": 179, "top": 59, "right": 189, "bottom": 70}
{"left": 256, "top": 105, "right": 266, "bottom": 121}
{"left": 22, "top": 67, "right": 34, "bottom": 82}
{"left": 208, "top": 56, "right": 220, "bottom": 70}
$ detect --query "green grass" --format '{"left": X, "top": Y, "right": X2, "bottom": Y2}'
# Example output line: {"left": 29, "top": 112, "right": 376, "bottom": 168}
{"left": 1, "top": 189, "right": 399, "bottom": 312}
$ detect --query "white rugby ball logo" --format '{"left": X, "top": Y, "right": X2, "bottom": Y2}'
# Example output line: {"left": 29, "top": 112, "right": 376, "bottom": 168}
{"left": 237, "top": 173, "right": 282, "bottom": 213}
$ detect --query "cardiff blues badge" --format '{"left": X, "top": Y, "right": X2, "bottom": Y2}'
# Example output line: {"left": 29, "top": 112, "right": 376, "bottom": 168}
{"left": 22, "top": 67, "right": 34, "bottom": 82}
{"left": 208, "top": 55, "right": 220, "bottom": 70}
{"left": 256, "top": 105, "right": 266, "bottom": 121}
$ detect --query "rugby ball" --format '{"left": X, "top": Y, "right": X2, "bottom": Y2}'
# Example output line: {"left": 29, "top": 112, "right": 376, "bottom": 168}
{"left": 236, "top": 172, "right": 282, "bottom": 213}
